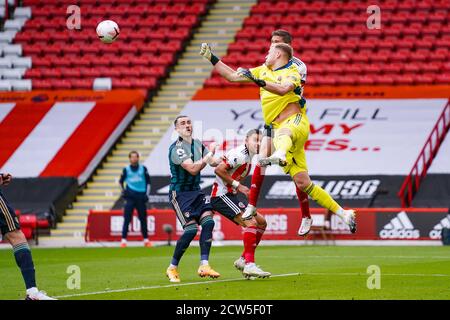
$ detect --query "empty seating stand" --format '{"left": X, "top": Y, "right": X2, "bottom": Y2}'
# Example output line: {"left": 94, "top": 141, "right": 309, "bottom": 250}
{"left": 205, "top": 0, "right": 450, "bottom": 88}
{"left": 4, "top": 0, "right": 211, "bottom": 91}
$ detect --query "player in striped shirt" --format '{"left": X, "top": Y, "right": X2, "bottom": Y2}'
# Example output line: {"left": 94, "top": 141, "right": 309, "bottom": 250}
{"left": 210, "top": 129, "right": 270, "bottom": 279}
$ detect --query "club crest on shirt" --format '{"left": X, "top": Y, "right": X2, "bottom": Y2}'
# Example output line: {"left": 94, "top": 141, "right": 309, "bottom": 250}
{"left": 184, "top": 211, "right": 190, "bottom": 218}
{"left": 238, "top": 202, "right": 246, "bottom": 209}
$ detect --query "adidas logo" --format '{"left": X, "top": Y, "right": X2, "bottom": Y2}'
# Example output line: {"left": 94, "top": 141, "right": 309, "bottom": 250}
{"left": 379, "top": 211, "right": 420, "bottom": 239}
{"left": 429, "top": 215, "right": 450, "bottom": 239}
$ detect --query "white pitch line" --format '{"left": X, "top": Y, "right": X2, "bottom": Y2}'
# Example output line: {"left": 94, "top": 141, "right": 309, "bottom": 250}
{"left": 301, "top": 272, "right": 450, "bottom": 277}
{"left": 54, "top": 273, "right": 300, "bottom": 299}
{"left": 267, "top": 255, "right": 450, "bottom": 259}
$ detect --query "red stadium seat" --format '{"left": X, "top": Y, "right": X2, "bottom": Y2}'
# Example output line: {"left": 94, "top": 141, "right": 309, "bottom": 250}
{"left": 60, "top": 68, "right": 81, "bottom": 78}
{"left": 32, "top": 79, "right": 52, "bottom": 90}
{"left": 130, "top": 78, "right": 158, "bottom": 90}
{"left": 374, "top": 75, "right": 395, "bottom": 85}
{"left": 435, "top": 73, "right": 450, "bottom": 84}
{"left": 393, "top": 74, "right": 414, "bottom": 85}
{"left": 112, "top": 78, "right": 132, "bottom": 88}
{"left": 24, "top": 69, "right": 41, "bottom": 79}
{"left": 41, "top": 68, "right": 62, "bottom": 79}
{"left": 53, "top": 57, "right": 72, "bottom": 68}
{"left": 51, "top": 79, "right": 72, "bottom": 89}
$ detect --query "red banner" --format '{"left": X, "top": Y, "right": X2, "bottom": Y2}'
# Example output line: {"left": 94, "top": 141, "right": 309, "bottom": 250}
{"left": 85, "top": 208, "right": 448, "bottom": 242}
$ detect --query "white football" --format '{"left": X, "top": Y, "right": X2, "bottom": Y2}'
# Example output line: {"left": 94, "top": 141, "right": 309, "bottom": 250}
{"left": 96, "top": 20, "right": 120, "bottom": 44}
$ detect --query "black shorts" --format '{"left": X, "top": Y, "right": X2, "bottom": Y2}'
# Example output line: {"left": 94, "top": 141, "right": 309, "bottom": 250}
{"left": 211, "top": 193, "right": 248, "bottom": 225}
{"left": 169, "top": 190, "right": 212, "bottom": 228}
{"left": 0, "top": 191, "right": 20, "bottom": 236}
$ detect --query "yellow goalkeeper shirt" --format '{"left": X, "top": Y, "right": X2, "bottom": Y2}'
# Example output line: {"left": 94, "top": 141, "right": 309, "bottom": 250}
{"left": 250, "top": 61, "right": 302, "bottom": 125}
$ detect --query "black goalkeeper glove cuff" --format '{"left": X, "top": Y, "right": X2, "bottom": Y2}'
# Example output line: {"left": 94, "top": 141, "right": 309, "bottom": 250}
{"left": 238, "top": 68, "right": 266, "bottom": 87}
{"left": 254, "top": 79, "right": 266, "bottom": 87}
{"left": 210, "top": 54, "right": 220, "bottom": 66}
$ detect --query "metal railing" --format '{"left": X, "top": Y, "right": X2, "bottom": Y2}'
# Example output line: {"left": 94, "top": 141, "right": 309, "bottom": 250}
{"left": 398, "top": 100, "right": 450, "bottom": 207}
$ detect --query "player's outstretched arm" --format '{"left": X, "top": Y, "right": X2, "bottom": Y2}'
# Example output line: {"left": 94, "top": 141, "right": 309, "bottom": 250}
{"left": 238, "top": 68, "right": 296, "bottom": 96}
{"left": 199, "top": 43, "right": 250, "bottom": 83}
{"left": 263, "top": 81, "right": 296, "bottom": 96}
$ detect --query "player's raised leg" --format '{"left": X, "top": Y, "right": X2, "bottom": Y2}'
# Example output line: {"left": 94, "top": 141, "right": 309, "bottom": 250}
{"left": 293, "top": 171, "right": 357, "bottom": 233}
{"left": 259, "top": 127, "right": 293, "bottom": 167}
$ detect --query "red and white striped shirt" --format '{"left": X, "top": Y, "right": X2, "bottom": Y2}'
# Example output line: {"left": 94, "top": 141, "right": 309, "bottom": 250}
{"left": 211, "top": 144, "right": 252, "bottom": 197}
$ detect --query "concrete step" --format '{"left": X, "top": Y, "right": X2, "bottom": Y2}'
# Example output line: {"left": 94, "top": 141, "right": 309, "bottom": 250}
{"left": 95, "top": 168, "right": 122, "bottom": 175}
{"left": 201, "top": 17, "right": 243, "bottom": 24}
{"left": 87, "top": 182, "right": 118, "bottom": 188}
{"left": 214, "top": 3, "right": 254, "bottom": 9}
{"left": 72, "top": 203, "right": 112, "bottom": 210}
{"left": 56, "top": 222, "right": 86, "bottom": 229}
{"left": 83, "top": 189, "right": 120, "bottom": 196}
{"left": 189, "top": 38, "right": 235, "bottom": 45}
{"left": 50, "top": 230, "right": 85, "bottom": 237}
{"left": 115, "top": 142, "right": 154, "bottom": 149}
{"left": 65, "top": 209, "right": 88, "bottom": 215}
{"left": 75, "top": 195, "right": 117, "bottom": 202}
{"left": 121, "top": 137, "right": 161, "bottom": 144}
{"left": 139, "top": 108, "right": 180, "bottom": 115}
{"left": 165, "top": 78, "right": 204, "bottom": 85}
{"left": 153, "top": 95, "right": 193, "bottom": 102}
{"left": 61, "top": 217, "right": 87, "bottom": 223}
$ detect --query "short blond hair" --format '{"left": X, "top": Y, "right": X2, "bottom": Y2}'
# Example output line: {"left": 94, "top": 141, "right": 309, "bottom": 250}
{"left": 274, "top": 43, "right": 293, "bottom": 60}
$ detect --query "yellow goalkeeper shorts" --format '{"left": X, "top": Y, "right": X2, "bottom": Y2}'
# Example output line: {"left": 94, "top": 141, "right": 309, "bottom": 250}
{"left": 272, "top": 112, "right": 310, "bottom": 177}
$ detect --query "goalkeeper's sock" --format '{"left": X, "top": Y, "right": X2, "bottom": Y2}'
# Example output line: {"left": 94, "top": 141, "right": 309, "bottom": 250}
{"left": 243, "top": 226, "right": 257, "bottom": 263}
{"left": 296, "top": 187, "right": 311, "bottom": 219}
{"left": 241, "top": 226, "right": 265, "bottom": 258}
{"left": 248, "top": 165, "right": 265, "bottom": 207}
{"left": 304, "top": 182, "right": 340, "bottom": 214}
{"left": 274, "top": 134, "right": 293, "bottom": 154}
{"left": 170, "top": 223, "right": 198, "bottom": 266}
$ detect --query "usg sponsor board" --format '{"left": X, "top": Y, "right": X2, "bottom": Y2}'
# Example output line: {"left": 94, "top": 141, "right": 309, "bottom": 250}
{"left": 86, "top": 208, "right": 448, "bottom": 241}
{"left": 113, "top": 175, "right": 405, "bottom": 209}
{"left": 145, "top": 99, "right": 448, "bottom": 176}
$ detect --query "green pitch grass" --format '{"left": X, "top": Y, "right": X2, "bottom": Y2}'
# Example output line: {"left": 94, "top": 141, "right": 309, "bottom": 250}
{"left": 0, "top": 246, "right": 449, "bottom": 300}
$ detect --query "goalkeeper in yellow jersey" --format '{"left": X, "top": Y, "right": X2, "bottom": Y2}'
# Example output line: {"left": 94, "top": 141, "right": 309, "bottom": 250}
{"left": 200, "top": 42, "right": 356, "bottom": 233}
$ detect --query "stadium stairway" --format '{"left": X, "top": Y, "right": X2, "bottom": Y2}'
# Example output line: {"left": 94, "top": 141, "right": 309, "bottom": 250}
{"left": 42, "top": 0, "right": 257, "bottom": 243}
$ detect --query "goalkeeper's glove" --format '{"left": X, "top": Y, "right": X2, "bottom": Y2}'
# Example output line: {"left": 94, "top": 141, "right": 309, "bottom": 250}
{"left": 199, "top": 43, "right": 220, "bottom": 65}
{"left": 237, "top": 67, "right": 266, "bottom": 87}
